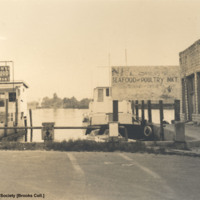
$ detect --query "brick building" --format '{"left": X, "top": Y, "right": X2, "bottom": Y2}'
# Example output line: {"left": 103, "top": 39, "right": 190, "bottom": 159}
{"left": 179, "top": 40, "right": 200, "bottom": 123}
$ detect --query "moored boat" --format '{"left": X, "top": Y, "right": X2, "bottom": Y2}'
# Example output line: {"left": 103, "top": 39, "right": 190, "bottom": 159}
{"left": 83, "top": 86, "right": 154, "bottom": 140}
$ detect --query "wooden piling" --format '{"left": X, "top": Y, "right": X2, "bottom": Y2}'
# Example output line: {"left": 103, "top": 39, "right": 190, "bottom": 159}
{"left": 174, "top": 99, "right": 180, "bottom": 121}
{"left": 141, "top": 100, "right": 145, "bottom": 124}
{"left": 29, "top": 109, "right": 33, "bottom": 142}
{"left": 147, "top": 100, "right": 152, "bottom": 123}
{"left": 135, "top": 100, "right": 139, "bottom": 120}
{"left": 113, "top": 100, "right": 118, "bottom": 122}
{"left": 131, "top": 101, "right": 135, "bottom": 115}
{"left": 24, "top": 117, "right": 27, "bottom": 142}
{"left": 159, "top": 100, "right": 164, "bottom": 141}
{"left": 124, "top": 126, "right": 128, "bottom": 141}
{"left": 4, "top": 99, "right": 8, "bottom": 137}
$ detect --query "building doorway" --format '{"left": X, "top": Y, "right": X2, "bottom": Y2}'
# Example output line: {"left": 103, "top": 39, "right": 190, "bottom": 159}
{"left": 198, "top": 72, "right": 200, "bottom": 114}
{"left": 181, "top": 78, "right": 186, "bottom": 114}
{"left": 187, "top": 74, "right": 195, "bottom": 121}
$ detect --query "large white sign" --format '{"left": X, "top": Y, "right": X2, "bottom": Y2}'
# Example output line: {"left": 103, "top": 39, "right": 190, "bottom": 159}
{"left": 111, "top": 66, "right": 181, "bottom": 101}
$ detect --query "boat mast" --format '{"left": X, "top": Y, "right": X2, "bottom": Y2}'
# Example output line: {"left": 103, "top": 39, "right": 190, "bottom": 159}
{"left": 125, "top": 48, "right": 128, "bottom": 66}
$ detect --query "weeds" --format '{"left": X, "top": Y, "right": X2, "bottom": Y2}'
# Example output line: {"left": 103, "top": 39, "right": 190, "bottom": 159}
{"left": 44, "top": 139, "right": 148, "bottom": 152}
{"left": 0, "top": 139, "right": 198, "bottom": 157}
{"left": 0, "top": 139, "right": 148, "bottom": 152}
{"left": 0, "top": 142, "right": 44, "bottom": 150}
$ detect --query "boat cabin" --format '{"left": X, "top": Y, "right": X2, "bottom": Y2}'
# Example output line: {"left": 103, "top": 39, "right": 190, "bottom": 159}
{"left": 88, "top": 87, "right": 132, "bottom": 125}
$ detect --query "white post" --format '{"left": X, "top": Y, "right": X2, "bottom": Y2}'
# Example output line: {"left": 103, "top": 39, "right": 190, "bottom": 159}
{"left": 109, "top": 122, "right": 119, "bottom": 137}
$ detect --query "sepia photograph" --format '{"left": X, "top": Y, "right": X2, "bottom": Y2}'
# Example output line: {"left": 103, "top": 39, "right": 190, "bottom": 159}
{"left": 0, "top": 0, "right": 200, "bottom": 199}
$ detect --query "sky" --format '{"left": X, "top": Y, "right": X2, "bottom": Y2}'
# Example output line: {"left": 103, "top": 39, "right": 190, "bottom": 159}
{"left": 0, "top": 0, "right": 200, "bottom": 101}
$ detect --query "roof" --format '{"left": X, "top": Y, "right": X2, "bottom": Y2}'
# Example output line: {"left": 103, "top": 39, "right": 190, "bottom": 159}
{"left": 94, "top": 86, "right": 110, "bottom": 89}
{"left": 179, "top": 39, "right": 200, "bottom": 55}
{"left": 0, "top": 81, "right": 29, "bottom": 88}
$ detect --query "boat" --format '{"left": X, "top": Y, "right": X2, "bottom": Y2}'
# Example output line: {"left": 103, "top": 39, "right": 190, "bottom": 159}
{"left": 83, "top": 86, "right": 154, "bottom": 140}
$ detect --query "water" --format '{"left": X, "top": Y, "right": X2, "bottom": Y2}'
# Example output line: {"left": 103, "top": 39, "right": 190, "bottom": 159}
{"left": 24, "top": 108, "right": 174, "bottom": 142}
{"left": 138, "top": 109, "right": 174, "bottom": 124}
{"left": 25, "top": 109, "right": 88, "bottom": 142}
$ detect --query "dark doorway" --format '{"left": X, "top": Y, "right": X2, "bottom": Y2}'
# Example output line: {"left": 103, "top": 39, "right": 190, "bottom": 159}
{"left": 187, "top": 74, "right": 195, "bottom": 121}
{"left": 198, "top": 72, "right": 200, "bottom": 114}
{"left": 181, "top": 78, "right": 186, "bottom": 114}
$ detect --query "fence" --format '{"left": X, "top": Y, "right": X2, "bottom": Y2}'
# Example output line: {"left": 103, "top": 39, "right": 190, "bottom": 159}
{"left": 130, "top": 99, "right": 180, "bottom": 140}
{"left": 1, "top": 100, "right": 180, "bottom": 142}
{"left": 0, "top": 125, "right": 102, "bottom": 142}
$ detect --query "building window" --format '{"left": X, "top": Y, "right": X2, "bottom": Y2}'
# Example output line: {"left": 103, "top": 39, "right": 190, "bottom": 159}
{"left": 21, "top": 112, "right": 24, "bottom": 120}
{"left": 97, "top": 89, "right": 104, "bottom": 102}
{"left": 9, "top": 92, "right": 16, "bottom": 102}
{"left": 106, "top": 88, "right": 109, "bottom": 96}
{"left": 11, "top": 113, "right": 13, "bottom": 121}
{"left": 0, "top": 93, "right": 5, "bottom": 99}
{"left": 0, "top": 100, "right": 4, "bottom": 107}
{"left": 18, "top": 89, "right": 20, "bottom": 96}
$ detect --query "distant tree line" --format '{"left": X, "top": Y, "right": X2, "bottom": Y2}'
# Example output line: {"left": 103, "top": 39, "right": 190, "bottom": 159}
{"left": 28, "top": 93, "right": 91, "bottom": 109}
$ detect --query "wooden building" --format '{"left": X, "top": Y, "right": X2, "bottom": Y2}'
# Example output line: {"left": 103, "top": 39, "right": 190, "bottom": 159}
{"left": 179, "top": 39, "right": 200, "bottom": 123}
{"left": 0, "top": 81, "right": 28, "bottom": 137}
